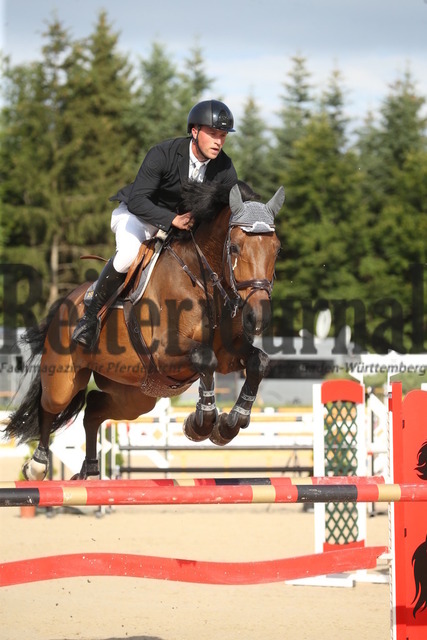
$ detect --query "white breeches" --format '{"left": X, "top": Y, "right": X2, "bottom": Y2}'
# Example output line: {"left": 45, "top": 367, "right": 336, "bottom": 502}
{"left": 110, "top": 202, "right": 158, "bottom": 273}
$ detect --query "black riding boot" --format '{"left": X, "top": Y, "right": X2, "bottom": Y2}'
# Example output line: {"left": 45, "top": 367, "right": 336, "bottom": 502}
{"left": 72, "top": 259, "right": 126, "bottom": 350}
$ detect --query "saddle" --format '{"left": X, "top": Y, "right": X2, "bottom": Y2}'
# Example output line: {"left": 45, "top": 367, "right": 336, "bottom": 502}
{"left": 82, "top": 232, "right": 197, "bottom": 394}
{"left": 83, "top": 232, "right": 165, "bottom": 309}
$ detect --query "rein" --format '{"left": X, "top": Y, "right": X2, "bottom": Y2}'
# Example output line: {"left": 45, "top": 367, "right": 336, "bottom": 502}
{"left": 165, "top": 233, "right": 240, "bottom": 318}
{"left": 165, "top": 224, "right": 274, "bottom": 319}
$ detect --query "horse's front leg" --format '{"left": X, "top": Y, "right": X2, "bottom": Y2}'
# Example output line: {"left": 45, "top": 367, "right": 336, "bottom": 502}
{"left": 183, "top": 346, "right": 219, "bottom": 442}
{"left": 210, "top": 348, "right": 269, "bottom": 446}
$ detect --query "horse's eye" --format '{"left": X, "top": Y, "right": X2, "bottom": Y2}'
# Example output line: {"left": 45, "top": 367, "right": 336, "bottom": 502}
{"left": 229, "top": 244, "right": 240, "bottom": 254}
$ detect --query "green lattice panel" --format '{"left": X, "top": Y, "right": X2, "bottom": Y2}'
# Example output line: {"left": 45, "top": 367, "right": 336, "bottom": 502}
{"left": 324, "top": 400, "right": 359, "bottom": 545}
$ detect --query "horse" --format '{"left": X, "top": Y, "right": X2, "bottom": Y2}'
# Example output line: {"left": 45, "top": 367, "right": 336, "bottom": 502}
{"left": 3, "top": 181, "right": 284, "bottom": 480}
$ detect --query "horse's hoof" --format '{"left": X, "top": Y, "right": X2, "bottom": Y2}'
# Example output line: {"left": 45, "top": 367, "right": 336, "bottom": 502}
{"left": 209, "top": 413, "right": 240, "bottom": 446}
{"left": 22, "top": 446, "right": 49, "bottom": 481}
{"left": 70, "top": 472, "right": 85, "bottom": 480}
{"left": 70, "top": 458, "right": 99, "bottom": 480}
{"left": 22, "top": 459, "right": 48, "bottom": 481}
{"left": 183, "top": 412, "right": 213, "bottom": 442}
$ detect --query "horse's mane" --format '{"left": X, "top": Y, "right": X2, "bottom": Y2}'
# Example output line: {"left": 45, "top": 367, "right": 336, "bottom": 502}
{"left": 180, "top": 180, "right": 260, "bottom": 226}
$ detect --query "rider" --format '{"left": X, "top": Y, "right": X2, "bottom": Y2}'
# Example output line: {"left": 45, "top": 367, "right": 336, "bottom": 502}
{"left": 72, "top": 99, "right": 238, "bottom": 350}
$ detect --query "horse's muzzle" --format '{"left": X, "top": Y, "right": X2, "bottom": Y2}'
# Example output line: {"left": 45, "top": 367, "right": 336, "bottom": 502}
{"left": 242, "top": 294, "right": 272, "bottom": 336}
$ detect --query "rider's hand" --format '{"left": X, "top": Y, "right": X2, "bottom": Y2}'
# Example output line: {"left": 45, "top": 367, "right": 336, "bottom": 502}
{"left": 172, "top": 212, "right": 194, "bottom": 231}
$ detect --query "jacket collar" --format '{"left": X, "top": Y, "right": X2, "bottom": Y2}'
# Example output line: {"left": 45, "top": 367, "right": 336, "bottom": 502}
{"left": 177, "top": 136, "right": 224, "bottom": 183}
{"left": 178, "top": 137, "right": 191, "bottom": 184}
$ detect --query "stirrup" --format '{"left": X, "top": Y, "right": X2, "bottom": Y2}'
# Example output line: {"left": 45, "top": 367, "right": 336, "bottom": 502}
{"left": 72, "top": 316, "right": 101, "bottom": 350}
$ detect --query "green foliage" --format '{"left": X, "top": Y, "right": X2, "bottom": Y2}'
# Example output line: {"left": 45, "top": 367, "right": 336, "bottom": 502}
{"left": 355, "top": 69, "right": 427, "bottom": 352}
{"left": 269, "top": 54, "right": 315, "bottom": 180}
{"left": 128, "top": 41, "right": 213, "bottom": 155}
{"left": 0, "top": 12, "right": 426, "bottom": 356}
{"left": 229, "top": 94, "right": 271, "bottom": 199}
{"left": 274, "top": 114, "right": 369, "bottom": 304}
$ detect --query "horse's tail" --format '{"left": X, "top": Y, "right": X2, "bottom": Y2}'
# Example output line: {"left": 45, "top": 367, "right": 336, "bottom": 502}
{"left": 412, "top": 536, "right": 427, "bottom": 617}
{"left": 1, "top": 299, "right": 86, "bottom": 444}
{"left": 2, "top": 373, "right": 44, "bottom": 443}
{"left": 416, "top": 442, "right": 427, "bottom": 481}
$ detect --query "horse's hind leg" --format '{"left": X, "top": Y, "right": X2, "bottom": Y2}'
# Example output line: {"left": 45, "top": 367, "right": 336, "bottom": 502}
{"left": 210, "top": 347, "right": 269, "bottom": 446}
{"left": 73, "top": 379, "right": 157, "bottom": 479}
{"left": 21, "top": 375, "right": 88, "bottom": 481}
{"left": 23, "top": 368, "right": 90, "bottom": 480}
{"left": 22, "top": 409, "right": 56, "bottom": 480}
{"left": 23, "top": 384, "right": 88, "bottom": 480}
{"left": 13, "top": 289, "right": 91, "bottom": 480}
{"left": 183, "top": 346, "right": 219, "bottom": 442}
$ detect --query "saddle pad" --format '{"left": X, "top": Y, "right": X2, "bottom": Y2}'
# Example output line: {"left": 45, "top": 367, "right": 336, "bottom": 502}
{"left": 83, "top": 236, "right": 165, "bottom": 309}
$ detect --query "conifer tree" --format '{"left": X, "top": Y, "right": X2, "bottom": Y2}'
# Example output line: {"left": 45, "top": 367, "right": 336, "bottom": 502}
{"left": 272, "top": 69, "right": 367, "bottom": 346}
{"left": 1, "top": 13, "right": 137, "bottom": 308}
{"left": 1, "top": 19, "right": 75, "bottom": 307}
{"left": 356, "top": 69, "right": 427, "bottom": 351}
{"left": 131, "top": 42, "right": 179, "bottom": 153}
{"left": 65, "top": 11, "right": 136, "bottom": 260}
{"left": 173, "top": 43, "right": 213, "bottom": 134}
{"left": 275, "top": 115, "right": 367, "bottom": 299}
{"left": 270, "top": 54, "right": 314, "bottom": 179}
{"left": 231, "top": 94, "right": 270, "bottom": 198}
{"left": 319, "top": 67, "right": 349, "bottom": 145}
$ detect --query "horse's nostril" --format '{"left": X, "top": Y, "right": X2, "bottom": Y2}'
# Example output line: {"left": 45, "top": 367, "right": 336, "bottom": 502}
{"left": 243, "top": 309, "right": 258, "bottom": 336}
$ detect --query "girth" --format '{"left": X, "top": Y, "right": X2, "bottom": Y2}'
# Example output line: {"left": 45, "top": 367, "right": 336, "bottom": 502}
{"left": 122, "top": 300, "right": 199, "bottom": 395}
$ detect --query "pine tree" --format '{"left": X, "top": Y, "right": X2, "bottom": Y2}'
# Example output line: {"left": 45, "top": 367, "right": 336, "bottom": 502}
{"left": 131, "top": 41, "right": 213, "bottom": 153}
{"left": 64, "top": 10, "right": 136, "bottom": 273}
{"left": 230, "top": 94, "right": 270, "bottom": 198}
{"left": 319, "top": 67, "right": 350, "bottom": 145}
{"left": 356, "top": 69, "right": 427, "bottom": 352}
{"left": 1, "top": 13, "right": 137, "bottom": 309}
{"left": 270, "top": 54, "right": 314, "bottom": 178}
{"left": 1, "top": 19, "right": 74, "bottom": 307}
{"left": 272, "top": 104, "right": 368, "bottom": 347}
{"left": 173, "top": 43, "right": 213, "bottom": 134}
{"left": 276, "top": 114, "right": 366, "bottom": 296}
{"left": 131, "top": 42, "right": 179, "bottom": 153}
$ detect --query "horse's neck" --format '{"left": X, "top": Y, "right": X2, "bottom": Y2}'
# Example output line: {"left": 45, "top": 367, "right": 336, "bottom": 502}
{"left": 195, "top": 208, "right": 230, "bottom": 271}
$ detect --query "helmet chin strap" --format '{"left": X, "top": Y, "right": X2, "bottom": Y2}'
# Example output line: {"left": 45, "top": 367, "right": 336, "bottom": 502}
{"left": 192, "top": 127, "right": 210, "bottom": 162}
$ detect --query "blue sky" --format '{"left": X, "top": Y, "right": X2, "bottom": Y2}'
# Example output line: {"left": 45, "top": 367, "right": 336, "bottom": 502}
{"left": 1, "top": 0, "right": 427, "bottom": 131}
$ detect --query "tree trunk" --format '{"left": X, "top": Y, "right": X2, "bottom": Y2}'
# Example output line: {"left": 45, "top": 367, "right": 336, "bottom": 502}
{"left": 47, "top": 233, "right": 60, "bottom": 310}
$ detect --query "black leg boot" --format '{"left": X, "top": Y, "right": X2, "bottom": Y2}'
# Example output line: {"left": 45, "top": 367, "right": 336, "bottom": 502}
{"left": 72, "top": 259, "right": 126, "bottom": 350}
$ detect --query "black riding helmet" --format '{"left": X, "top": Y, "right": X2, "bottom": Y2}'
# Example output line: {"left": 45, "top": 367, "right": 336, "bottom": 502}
{"left": 187, "top": 99, "right": 235, "bottom": 133}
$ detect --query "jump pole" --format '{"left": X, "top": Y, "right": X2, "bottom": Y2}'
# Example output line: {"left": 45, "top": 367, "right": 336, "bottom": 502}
{"left": 0, "top": 478, "right": 426, "bottom": 508}
{"left": 0, "top": 383, "right": 426, "bottom": 640}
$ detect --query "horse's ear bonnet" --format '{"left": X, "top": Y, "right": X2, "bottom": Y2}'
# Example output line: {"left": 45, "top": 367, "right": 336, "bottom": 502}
{"left": 229, "top": 185, "right": 285, "bottom": 233}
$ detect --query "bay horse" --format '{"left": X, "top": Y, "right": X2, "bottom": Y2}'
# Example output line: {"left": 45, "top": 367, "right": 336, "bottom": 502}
{"left": 4, "top": 181, "right": 284, "bottom": 480}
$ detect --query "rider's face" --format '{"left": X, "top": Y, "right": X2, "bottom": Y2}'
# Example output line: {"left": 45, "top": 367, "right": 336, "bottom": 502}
{"left": 191, "top": 125, "right": 228, "bottom": 161}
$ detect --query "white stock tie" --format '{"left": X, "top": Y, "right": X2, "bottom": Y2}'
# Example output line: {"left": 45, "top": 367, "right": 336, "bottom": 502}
{"left": 191, "top": 161, "right": 204, "bottom": 183}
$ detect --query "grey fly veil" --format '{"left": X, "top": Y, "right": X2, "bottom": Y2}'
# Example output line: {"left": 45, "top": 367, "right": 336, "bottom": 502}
{"left": 229, "top": 185, "right": 285, "bottom": 232}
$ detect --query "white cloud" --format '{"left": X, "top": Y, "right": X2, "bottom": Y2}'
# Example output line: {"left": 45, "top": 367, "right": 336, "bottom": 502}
{"left": 203, "top": 48, "right": 427, "bottom": 133}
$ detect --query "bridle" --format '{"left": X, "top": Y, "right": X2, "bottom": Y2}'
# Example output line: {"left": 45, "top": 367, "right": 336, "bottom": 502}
{"left": 222, "top": 224, "right": 275, "bottom": 317}
{"left": 165, "top": 219, "right": 276, "bottom": 319}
